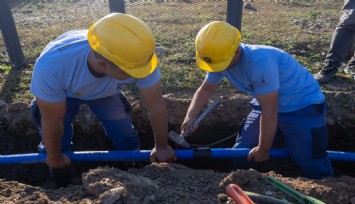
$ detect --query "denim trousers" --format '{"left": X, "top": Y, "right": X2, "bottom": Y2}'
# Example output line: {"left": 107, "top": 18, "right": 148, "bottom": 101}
{"left": 326, "top": 0, "right": 355, "bottom": 67}
{"left": 233, "top": 102, "right": 334, "bottom": 179}
{"left": 30, "top": 92, "right": 139, "bottom": 153}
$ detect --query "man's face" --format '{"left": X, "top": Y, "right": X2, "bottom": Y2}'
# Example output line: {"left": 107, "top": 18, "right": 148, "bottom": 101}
{"left": 225, "top": 48, "right": 241, "bottom": 70}
{"left": 104, "top": 63, "right": 132, "bottom": 80}
{"left": 90, "top": 50, "right": 133, "bottom": 80}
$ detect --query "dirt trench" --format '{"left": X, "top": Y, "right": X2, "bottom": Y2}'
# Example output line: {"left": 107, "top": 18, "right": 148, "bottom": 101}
{"left": 0, "top": 93, "right": 354, "bottom": 203}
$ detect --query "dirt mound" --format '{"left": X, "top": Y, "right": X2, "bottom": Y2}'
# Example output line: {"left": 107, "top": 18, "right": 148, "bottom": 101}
{"left": 0, "top": 163, "right": 354, "bottom": 203}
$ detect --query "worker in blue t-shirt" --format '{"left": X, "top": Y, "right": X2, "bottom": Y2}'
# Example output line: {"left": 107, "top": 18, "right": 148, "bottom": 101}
{"left": 181, "top": 21, "right": 334, "bottom": 179}
{"left": 30, "top": 13, "right": 176, "bottom": 186}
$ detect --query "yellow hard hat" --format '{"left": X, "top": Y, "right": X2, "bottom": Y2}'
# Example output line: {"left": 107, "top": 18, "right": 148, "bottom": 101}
{"left": 195, "top": 21, "right": 241, "bottom": 72}
{"left": 88, "top": 13, "right": 158, "bottom": 79}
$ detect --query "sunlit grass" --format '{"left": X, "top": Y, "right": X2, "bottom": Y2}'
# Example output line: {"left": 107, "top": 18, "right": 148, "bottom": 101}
{"left": 0, "top": 0, "right": 345, "bottom": 103}
{"left": 0, "top": 65, "right": 34, "bottom": 103}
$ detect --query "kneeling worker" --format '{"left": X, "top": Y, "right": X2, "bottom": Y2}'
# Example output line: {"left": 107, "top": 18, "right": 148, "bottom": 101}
{"left": 181, "top": 21, "right": 334, "bottom": 179}
{"left": 30, "top": 13, "right": 176, "bottom": 186}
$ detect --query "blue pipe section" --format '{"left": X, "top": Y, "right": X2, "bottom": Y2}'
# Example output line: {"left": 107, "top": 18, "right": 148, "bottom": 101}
{"left": 0, "top": 148, "right": 354, "bottom": 164}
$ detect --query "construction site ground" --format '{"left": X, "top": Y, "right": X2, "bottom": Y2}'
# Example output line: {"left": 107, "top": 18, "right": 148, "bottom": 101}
{"left": 0, "top": 90, "right": 354, "bottom": 203}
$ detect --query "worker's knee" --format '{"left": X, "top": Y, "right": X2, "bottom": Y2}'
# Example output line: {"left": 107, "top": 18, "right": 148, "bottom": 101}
{"left": 300, "top": 158, "right": 334, "bottom": 179}
{"left": 303, "top": 126, "right": 333, "bottom": 179}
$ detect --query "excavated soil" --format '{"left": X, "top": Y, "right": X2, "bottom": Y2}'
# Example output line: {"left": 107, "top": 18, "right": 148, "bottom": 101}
{"left": 0, "top": 92, "right": 355, "bottom": 203}
{"left": 1, "top": 0, "right": 354, "bottom": 203}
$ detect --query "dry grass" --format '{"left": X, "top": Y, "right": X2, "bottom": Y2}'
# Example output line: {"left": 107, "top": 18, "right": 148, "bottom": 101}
{"left": 0, "top": 0, "right": 347, "bottom": 103}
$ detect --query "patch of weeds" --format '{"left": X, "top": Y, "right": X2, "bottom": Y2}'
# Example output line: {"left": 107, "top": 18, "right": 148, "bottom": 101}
{"left": 159, "top": 61, "right": 204, "bottom": 90}
{"left": 35, "top": 4, "right": 45, "bottom": 10}
{"left": 25, "top": 46, "right": 46, "bottom": 63}
{"left": 217, "top": 79, "right": 234, "bottom": 90}
{"left": 0, "top": 65, "right": 34, "bottom": 103}
{"left": 289, "top": 1, "right": 311, "bottom": 8}
{"left": 296, "top": 56, "right": 318, "bottom": 72}
{"left": 156, "top": 33, "right": 195, "bottom": 63}
{"left": 307, "top": 10, "right": 322, "bottom": 20}
{"left": 0, "top": 65, "right": 12, "bottom": 74}
{"left": 65, "top": 0, "right": 81, "bottom": 3}
{"left": 241, "top": 31, "right": 252, "bottom": 42}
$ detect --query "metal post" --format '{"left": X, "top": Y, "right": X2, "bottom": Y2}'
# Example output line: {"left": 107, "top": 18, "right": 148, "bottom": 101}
{"left": 108, "top": 0, "right": 126, "bottom": 13}
{"left": 227, "top": 0, "right": 243, "bottom": 31}
{"left": 0, "top": 0, "right": 24, "bottom": 69}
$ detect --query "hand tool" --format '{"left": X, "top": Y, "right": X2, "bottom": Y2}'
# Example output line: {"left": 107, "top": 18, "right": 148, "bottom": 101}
{"left": 264, "top": 176, "right": 325, "bottom": 204}
{"left": 181, "top": 98, "right": 221, "bottom": 138}
{"left": 168, "top": 98, "right": 220, "bottom": 148}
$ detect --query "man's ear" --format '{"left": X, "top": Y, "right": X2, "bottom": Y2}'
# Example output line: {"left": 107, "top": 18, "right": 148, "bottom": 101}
{"left": 96, "top": 59, "right": 109, "bottom": 72}
{"left": 236, "top": 47, "right": 241, "bottom": 58}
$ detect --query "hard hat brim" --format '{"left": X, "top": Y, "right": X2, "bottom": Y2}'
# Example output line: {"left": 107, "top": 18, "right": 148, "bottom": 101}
{"left": 196, "top": 52, "right": 233, "bottom": 72}
{"left": 119, "top": 53, "right": 158, "bottom": 79}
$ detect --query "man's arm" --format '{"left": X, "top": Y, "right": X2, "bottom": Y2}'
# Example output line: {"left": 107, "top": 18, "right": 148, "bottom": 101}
{"left": 181, "top": 80, "right": 218, "bottom": 132}
{"left": 247, "top": 90, "right": 278, "bottom": 162}
{"left": 138, "top": 81, "right": 176, "bottom": 163}
{"left": 36, "top": 98, "right": 71, "bottom": 168}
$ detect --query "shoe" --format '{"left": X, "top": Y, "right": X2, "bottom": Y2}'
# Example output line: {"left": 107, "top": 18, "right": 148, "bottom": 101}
{"left": 344, "top": 64, "right": 355, "bottom": 80}
{"left": 314, "top": 64, "right": 339, "bottom": 84}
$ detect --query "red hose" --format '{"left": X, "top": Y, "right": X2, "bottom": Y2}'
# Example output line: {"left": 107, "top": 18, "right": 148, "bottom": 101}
{"left": 226, "top": 184, "right": 254, "bottom": 204}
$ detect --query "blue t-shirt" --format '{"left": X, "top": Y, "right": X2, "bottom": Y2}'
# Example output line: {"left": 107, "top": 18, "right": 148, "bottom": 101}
{"left": 30, "top": 30, "right": 161, "bottom": 103}
{"left": 206, "top": 43, "right": 324, "bottom": 113}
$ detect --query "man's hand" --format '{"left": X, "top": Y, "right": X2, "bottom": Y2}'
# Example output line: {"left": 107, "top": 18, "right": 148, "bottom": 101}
{"left": 181, "top": 117, "right": 197, "bottom": 136}
{"left": 47, "top": 152, "right": 72, "bottom": 169}
{"left": 36, "top": 98, "right": 68, "bottom": 167}
{"left": 36, "top": 97, "right": 71, "bottom": 187}
{"left": 47, "top": 153, "right": 72, "bottom": 187}
{"left": 249, "top": 90, "right": 278, "bottom": 163}
{"left": 247, "top": 146, "right": 270, "bottom": 162}
{"left": 150, "top": 145, "right": 177, "bottom": 163}
{"left": 181, "top": 80, "right": 217, "bottom": 135}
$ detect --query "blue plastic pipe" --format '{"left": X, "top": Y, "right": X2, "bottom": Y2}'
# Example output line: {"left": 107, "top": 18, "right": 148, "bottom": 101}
{"left": 0, "top": 148, "right": 355, "bottom": 164}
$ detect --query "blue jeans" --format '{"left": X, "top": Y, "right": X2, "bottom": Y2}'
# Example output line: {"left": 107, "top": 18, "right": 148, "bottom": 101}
{"left": 30, "top": 92, "right": 139, "bottom": 152}
{"left": 326, "top": 0, "right": 355, "bottom": 67}
{"left": 233, "top": 102, "right": 334, "bottom": 179}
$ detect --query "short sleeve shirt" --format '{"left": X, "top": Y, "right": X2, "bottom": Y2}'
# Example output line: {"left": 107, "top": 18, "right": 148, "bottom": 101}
{"left": 30, "top": 30, "right": 160, "bottom": 103}
{"left": 206, "top": 43, "right": 325, "bottom": 112}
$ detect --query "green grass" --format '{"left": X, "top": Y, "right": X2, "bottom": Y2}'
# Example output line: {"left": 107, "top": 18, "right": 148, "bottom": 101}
{"left": 0, "top": 64, "right": 12, "bottom": 74}
{"left": 0, "top": 0, "right": 350, "bottom": 104}
{"left": 0, "top": 64, "right": 34, "bottom": 103}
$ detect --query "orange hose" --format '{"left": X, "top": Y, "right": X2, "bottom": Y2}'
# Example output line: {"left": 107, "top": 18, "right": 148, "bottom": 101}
{"left": 226, "top": 184, "right": 254, "bottom": 204}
